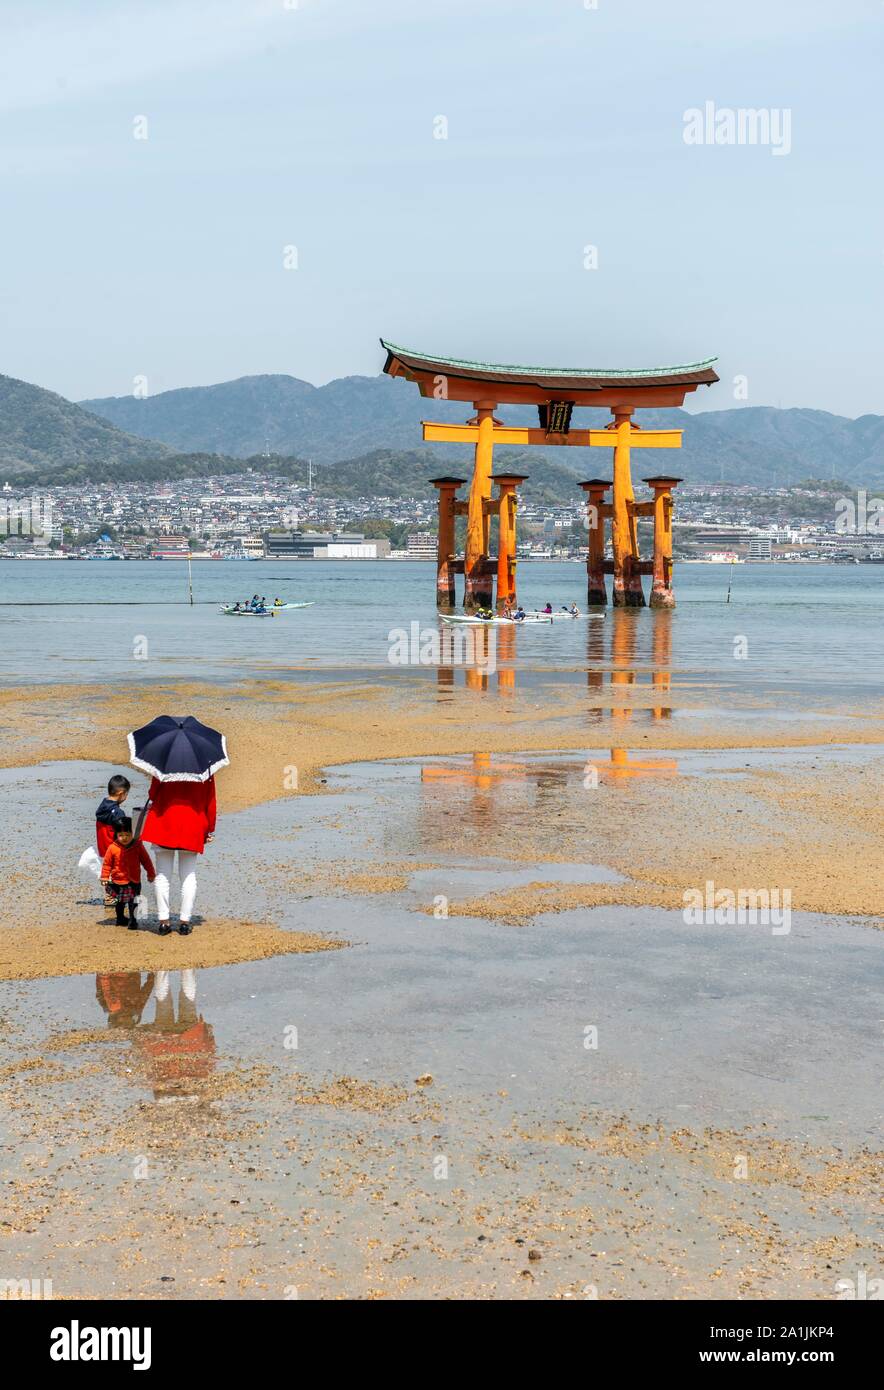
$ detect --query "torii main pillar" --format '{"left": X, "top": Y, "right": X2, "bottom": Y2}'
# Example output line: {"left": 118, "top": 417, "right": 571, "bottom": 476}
{"left": 580, "top": 479, "right": 611, "bottom": 607}
{"left": 430, "top": 476, "right": 466, "bottom": 608}
{"left": 492, "top": 472, "right": 527, "bottom": 611}
{"left": 463, "top": 403, "right": 497, "bottom": 610}
{"left": 611, "top": 408, "right": 645, "bottom": 607}
{"left": 643, "top": 475, "right": 681, "bottom": 609}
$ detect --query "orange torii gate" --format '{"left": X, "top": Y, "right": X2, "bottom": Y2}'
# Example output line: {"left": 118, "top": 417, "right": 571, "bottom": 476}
{"left": 382, "top": 341, "right": 718, "bottom": 610}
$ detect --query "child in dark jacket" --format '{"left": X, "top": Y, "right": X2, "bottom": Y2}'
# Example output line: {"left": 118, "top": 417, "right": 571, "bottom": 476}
{"left": 101, "top": 817, "right": 156, "bottom": 929}
{"left": 96, "top": 774, "right": 131, "bottom": 856}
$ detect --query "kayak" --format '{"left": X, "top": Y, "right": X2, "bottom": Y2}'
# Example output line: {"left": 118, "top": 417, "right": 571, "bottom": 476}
{"left": 440, "top": 611, "right": 604, "bottom": 627}
{"left": 220, "top": 602, "right": 313, "bottom": 615}
{"left": 440, "top": 613, "right": 553, "bottom": 626}
{"left": 221, "top": 607, "right": 276, "bottom": 617}
{"left": 525, "top": 610, "right": 585, "bottom": 620}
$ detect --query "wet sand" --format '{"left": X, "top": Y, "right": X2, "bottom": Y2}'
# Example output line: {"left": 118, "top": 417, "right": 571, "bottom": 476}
{"left": 0, "top": 670, "right": 881, "bottom": 1299}
{"left": 0, "top": 922, "right": 345, "bottom": 983}
{"left": 0, "top": 854, "right": 879, "bottom": 1299}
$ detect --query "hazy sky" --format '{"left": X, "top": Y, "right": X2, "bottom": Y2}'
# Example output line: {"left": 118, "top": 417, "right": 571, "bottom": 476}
{"left": 1, "top": 0, "right": 881, "bottom": 415}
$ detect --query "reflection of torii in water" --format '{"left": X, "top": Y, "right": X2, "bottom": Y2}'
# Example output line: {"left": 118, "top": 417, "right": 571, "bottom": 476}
{"left": 421, "top": 747, "right": 677, "bottom": 793}
{"left": 434, "top": 622, "right": 517, "bottom": 695}
{"left": 595, "top": 747, "right": 677, "bottom": 778}
{"left": 421, "top": 751, "right": 526, "bottom": 786}
{"left": 588, "top": 607, "right": 673, "bottom": 722}
{"left": 435, "top": 609, "right": 673, "bottom": 716}
{"left": 590, "top": 607, "right": 678, "bottom": 771}
{"left": 425, "top": 604, "right": 678, "bottom": 802}
{"left": 420, "top": 752, "right": 587, "bottom": 839}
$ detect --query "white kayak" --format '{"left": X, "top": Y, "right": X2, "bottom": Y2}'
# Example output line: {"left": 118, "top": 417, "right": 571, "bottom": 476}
{"left": 440, "top": 613, "right": 553, "bottom": 626}
{"left": 220, "top": 602, "right": 313, "bottom": 615}
{"left": 440, "top": 610, "right": 604, "bottom": 627}
{"left": 525, "top": 610, "right": 586, "bottom": 620}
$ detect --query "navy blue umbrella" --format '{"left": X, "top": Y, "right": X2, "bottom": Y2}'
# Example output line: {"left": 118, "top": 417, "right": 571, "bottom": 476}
{"left": 127, "top": 715, "right": 229, "bottom": 783}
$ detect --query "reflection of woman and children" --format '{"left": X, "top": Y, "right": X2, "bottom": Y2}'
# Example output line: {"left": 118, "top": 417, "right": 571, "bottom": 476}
{"left": 91, "top": 714, "right": 226, "bottom": 936}
{"left": 96, "top": 969, "right": 216, "bottom": 1098}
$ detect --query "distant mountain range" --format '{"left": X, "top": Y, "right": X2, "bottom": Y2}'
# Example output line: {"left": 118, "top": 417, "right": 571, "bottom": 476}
{"left": 1, "top": 369, "right": 883, "bottom": 494}
{"left": 81, "top": 373, "right": 884, "bottom": 487}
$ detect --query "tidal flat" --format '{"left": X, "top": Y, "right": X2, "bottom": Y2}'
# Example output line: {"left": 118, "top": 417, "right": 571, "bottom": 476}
{"left": 0, "top": 732, "right": 880, "bottom": 1299}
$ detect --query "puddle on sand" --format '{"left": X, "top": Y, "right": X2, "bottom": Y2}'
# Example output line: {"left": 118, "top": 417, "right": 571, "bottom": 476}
{"left": 319, "top": 743, "right": 879, "bottom": 873}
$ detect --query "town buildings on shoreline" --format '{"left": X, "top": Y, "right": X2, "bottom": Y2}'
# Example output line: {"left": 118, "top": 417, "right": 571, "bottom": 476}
{"left": 1, "top": 475, "right": 882, "bottom": 563}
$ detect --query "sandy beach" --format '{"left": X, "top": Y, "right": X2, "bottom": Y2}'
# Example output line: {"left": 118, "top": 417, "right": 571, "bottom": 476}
{"left": 0, "top": 658, "right": 881, "bottom": 1300}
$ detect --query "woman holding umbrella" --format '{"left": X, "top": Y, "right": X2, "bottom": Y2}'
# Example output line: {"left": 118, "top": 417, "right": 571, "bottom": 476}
{"left": 128, "top": 715, "right": 229, "bottom": 936}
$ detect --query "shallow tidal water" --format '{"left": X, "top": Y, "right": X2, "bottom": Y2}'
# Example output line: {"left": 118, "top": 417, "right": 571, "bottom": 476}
{"left": 1, "top": 559, "right": 883, "bottom": 697}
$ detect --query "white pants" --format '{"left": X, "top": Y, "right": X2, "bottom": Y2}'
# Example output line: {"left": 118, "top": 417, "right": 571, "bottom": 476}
{"left": 154, "top": 969, "right": 197, "bottom": 1004}
{"left": 153, "top": 848, "right": 198, "bottom": 922}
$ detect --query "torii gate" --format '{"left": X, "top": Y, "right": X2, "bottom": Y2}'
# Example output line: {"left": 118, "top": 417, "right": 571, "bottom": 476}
{"left": 381, "top": 341, "right": 718, "bottom": 610}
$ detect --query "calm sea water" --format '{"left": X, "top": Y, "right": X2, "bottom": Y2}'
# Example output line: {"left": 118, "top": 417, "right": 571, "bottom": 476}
{"left": 0, "top": 559, "right": 881, "bottom": 695}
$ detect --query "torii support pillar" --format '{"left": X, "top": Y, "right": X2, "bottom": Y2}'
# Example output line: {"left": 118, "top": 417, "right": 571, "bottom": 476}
{"left": 611, "top": 408, "right": 645, "bottom": 607}
{"left": 580, "top": 479, "right": 612, "bottom": 606}
{"left": 492, "top": 472, "right": 527, "bottom": 611}
{"left": 464, "top": 403, "right": 496, "bottom": 611}
{"left": 431, "top": 477, "right": 465, "bottom": 609}
{"left": 643, "top": 475, "right": 681, "bottom": 608}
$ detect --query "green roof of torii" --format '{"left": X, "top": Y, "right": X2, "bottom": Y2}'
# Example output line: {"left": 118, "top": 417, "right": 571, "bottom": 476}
{"left": 380, "top": 336, "right": 717, "bottom": 380}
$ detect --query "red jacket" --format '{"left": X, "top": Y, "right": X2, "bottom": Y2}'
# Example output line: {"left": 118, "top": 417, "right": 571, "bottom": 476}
{"left": 142, "top": 777, "right": 216, "bottom": 854}
{"left": 101, "top": 840, "right": 156, "bottom": 886}
{"left": 97, "top": 822, "right": 116, "bottom": 857}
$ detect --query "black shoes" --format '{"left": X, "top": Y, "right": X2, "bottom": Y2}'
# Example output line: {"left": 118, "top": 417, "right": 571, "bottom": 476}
{"left": 178, "top": 924, "right": 192, "bottom": 935}
{"left": 157, "top": 923, "right": 172, "bottom": 936}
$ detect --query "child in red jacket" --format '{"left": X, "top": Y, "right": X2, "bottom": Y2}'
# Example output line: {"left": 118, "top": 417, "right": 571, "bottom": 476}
{"left": 96, "top": 774, "right": 131, "bottom": 908}
{"left": 101, "top": 817, "right": 156, "bottom": 930}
